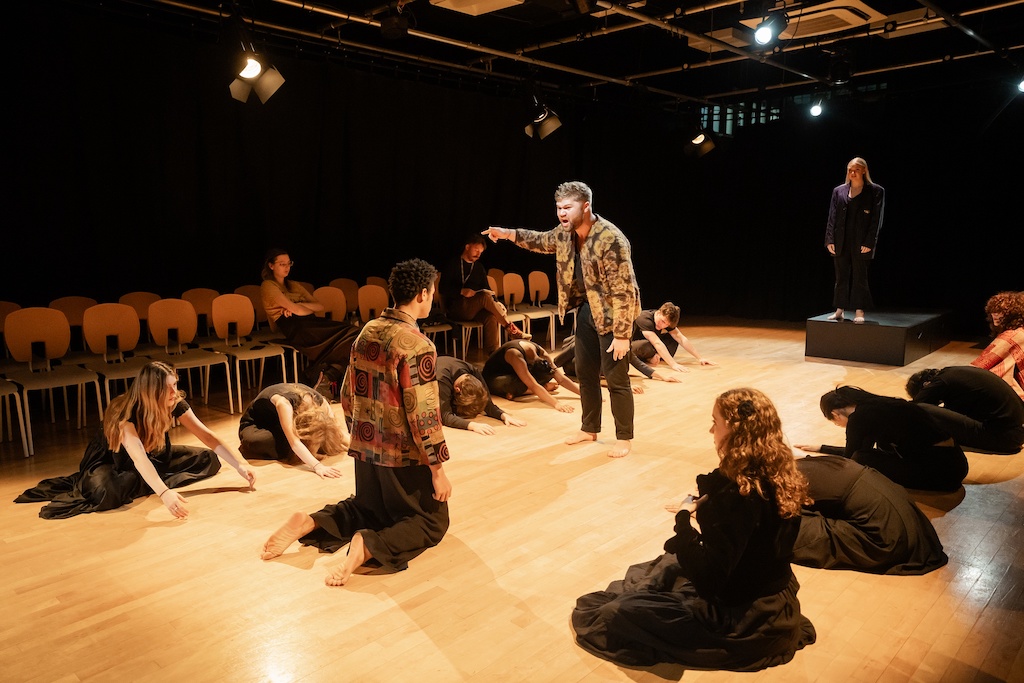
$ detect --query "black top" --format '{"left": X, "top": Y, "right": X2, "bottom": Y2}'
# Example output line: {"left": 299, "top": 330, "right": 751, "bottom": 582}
{"left": 823, "top": 398, "right": 949, "bottom": 460}
{"left": 238, "top": 383, "right": 322, "bottom": 457}
{"left": 440, "top": 255, "right": 489, "bottom": 303}
{"left": 436, "top": 356, "right": 504, "bottom": 430}
{"left": 663, "top": 469, "right": 798, "bottom": 605}
{"left": 913, "top": 365, "right": 1024, "bottom": 431}
{"left": 481, "top": 340, "right": 533, "bottom": 381}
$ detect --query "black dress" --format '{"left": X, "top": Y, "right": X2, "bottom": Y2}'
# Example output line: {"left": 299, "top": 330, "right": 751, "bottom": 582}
{"left": 572, "top": 469, "right": 815, "bottom": 671}
{"left": 14, "top": 400, "right": 220, "bottom": 519}
{"left": 793, "top": 455, "right": 948, "bottom": 575}
{"left": 822, "top": 398, "right": 968, "bottom": 492}
{"left": 238, "top": 383, "right": 325, "bottom": 460}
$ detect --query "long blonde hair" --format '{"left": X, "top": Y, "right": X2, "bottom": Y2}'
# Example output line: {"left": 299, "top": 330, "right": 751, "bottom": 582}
{"left": 846, "top": 156, "right": 873, "bottom": 184}
{"left": 103, "top": 361, "right": 182, "bottom": 452}
{"left": 714, "top": 388, "right": 808, "bottom": 518}
{"left": 292, "top": 391, "right": 350, "bottom": 458}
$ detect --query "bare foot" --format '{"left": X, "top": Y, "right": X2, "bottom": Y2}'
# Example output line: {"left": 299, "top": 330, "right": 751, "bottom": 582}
{"left": 565, "top": 431, "right": 597, "bottom": 446}
{"left": 261, "top": 512, "right": 316, "bottom": 560}
{"left": 607, "top": 440, "right": 632, "bottom": 458}
{"left": 325, "top": 532, "right": 372, "bottom": 586}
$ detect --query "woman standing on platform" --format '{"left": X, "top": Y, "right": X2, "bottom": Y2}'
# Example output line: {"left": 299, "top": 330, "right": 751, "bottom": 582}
{"left": 15, "top": 361, "right": 255, "bottom": 520}
{"left": 571, "top": 388, "right": 816, "bottom": 671}
{"left": 260, "top": 248, "right": 359, "bottom": 389}
{"left": 824, "top": 157, "right": 885, "bottom": 324}
{"left": 797, "top": 386, "right": 968, "bottom": 492}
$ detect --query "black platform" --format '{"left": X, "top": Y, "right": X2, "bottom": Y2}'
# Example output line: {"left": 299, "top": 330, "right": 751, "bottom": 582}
{"left": 805, "top": 311, "right": 952, "bottom": 366}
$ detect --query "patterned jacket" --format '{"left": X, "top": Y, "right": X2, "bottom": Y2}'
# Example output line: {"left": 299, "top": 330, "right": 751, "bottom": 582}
{"left": 514, "top": 217, "right": 641, "bottom": 338}
{"left": 342, "top": 308, "right": 450, "bottom": 467}
{"left": 971, "top": 328, "right": 1024, "bottom": 399}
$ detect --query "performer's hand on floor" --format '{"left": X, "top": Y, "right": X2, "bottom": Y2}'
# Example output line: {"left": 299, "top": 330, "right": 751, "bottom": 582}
{"left": 313, "top": 462, "right": 343, "bottom": 479}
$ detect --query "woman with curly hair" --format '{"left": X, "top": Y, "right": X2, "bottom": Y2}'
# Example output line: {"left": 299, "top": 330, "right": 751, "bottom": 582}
{"left": 16, "top": 361, "right": 255, "bottom": 519}
{"left": 571, "top": 388, "right": 816, "bottom": 671}
{"left": 238, "top": 383, "right": 350, "bottom": 478}
{"left": 971, "top": 291, "right": 1024, "bottom": 399}
{"left": 798, "top": 386, "right": 968, "bottom": 492}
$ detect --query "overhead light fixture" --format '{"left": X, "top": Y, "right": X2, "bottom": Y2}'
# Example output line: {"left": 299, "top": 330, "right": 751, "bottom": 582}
{"left": 524, "top": 97, "right": 562, "bottom": 139}
{"left": 829, "top": 51, "right": 853, "bottom": 86}
{"left": 1018, "top": 76, "right": 1024, "bottom": 93}
{"left": 686, "top": 128, "right": 716, "bottom": 158}
{"left": 810, "top": 99, "right": 823, "bottom": 117}
{"left": 754, "top": 11, "right": 788, "bottom": 46}
{"left": 228, "top": 17, "right": 285, "bottom": 104}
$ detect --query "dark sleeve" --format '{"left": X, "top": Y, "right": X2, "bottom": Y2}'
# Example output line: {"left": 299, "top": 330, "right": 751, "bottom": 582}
{"left": 825, "top": 187, "right": 839, "bottom": 246}
{"left": 664, "top": 492, "right": 759, "bottom": 595}
{"left": 172, "top": 400, "right": 191, "bottom": 419}
{"left": 864, "top": 184, "right": 885, "bottom": 249}
{"left": 819, "top": 445, "right": 847, "bottom": 456}
{"left": 842, "top": 410, "right": 877, "bottom": 456}
{"left": 629, "top": 352, "right": 655, "bottom": 379}
{"left": 437, "top": 370, "right": 470, "bottom": 431}
{"left": 471, "top": 367, "right": 505, "bottom": 421}
{"left": 913, "top": 381, "right": 945, "bottom": 406}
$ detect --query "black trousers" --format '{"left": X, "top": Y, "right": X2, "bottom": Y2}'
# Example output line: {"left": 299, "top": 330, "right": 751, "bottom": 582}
{"left": 574, "top": 302, "right": 634, "bottom": 440}
{"left": 833, "top": 251, "right": 873, "bottom": 310}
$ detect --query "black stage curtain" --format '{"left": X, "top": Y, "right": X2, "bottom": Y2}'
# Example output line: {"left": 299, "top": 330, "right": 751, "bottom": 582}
{"left": 5, "top": 3, "right": 1022, "bottom": 338}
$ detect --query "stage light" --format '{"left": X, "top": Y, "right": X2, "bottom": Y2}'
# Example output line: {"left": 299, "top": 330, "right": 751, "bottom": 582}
{"left": 754, "top": 12, "right": 788, "bottom": 46}
{"left": 686, "top": 128, "right": 715, "bottom": 158}
{"left": 1018, "top": 76, "right": 1024, "bottom": 92}
{"left": 810, "top": 100, "right": 823, "bottom": 117}
{"left": 830, "top": 53, "right": 852, "bottom": 85}
{"left": 524, "top": 97, "right": 562, "bottom": 139}
{"left": 228, "top": 16, "right": 285, "bottom": 104}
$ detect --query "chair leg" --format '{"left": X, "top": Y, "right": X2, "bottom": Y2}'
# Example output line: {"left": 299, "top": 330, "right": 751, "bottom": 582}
{"left": 21, "top": 389, "right": 35, "bottom": 456}
{"left": 13, "top": 392, "right": 28, "bottom": 458}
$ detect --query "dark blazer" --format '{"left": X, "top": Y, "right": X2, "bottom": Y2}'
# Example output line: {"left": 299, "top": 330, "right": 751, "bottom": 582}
{"left": 825, "top": 182, "right": 885, "bottom": 260}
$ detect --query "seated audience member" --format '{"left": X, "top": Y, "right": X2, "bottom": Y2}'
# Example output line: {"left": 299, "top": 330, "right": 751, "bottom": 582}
{"left": 15, "top": 361, "right": 255, "bottom": 520}
{"left": 907, "top": 366, "right": 1024, "bottom": 454}
{"left": 631, "top": 302, "right": 716, "bottom": 374}
{"left": 437, "top": 355, "right": 527, "bottom": 434}
{"left": 238, "top": 383, "right": 349, "bottom": 478}
{"left": 260, "top": 248, "right": 359, "bottom": 388}
{"left": 481, "top": 339, "right": 580, "bottom": 412}
{"left": 792, "top": 455, "right": 948, "bottom": 575}
{"left": 971, "top": 291, "right": 1024, "bottom": 399}
{"left": 797, "top": 386, "right": 968, "bottom": 493}
{"left": 572, "top": 388, "right": 815, "bottom": 671}
{"left": 440, "top": 233, "right": 529, "bottom": 354}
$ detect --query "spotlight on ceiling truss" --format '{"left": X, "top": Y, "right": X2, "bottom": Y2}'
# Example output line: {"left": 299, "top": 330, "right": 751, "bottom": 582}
{"left": 754, "top": 11, "right": 789, "bottom": 46}
{"left": 228, "top": 18, "right": 285, "bottom": 104}
{"left": 524, "top": 97, "right": 562, "bottom": 139}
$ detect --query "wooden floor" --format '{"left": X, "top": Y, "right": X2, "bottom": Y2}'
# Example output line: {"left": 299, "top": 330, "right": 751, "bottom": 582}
{"left": 2, "top": 318, "right": 1022, "bottom": 683}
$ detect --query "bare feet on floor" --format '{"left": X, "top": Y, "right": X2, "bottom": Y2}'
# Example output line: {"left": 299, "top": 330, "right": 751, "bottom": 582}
{"left": 261, "top": 511, "right": 316, "bottom": 560}
{"left": 325, "top": 532, "right": 372, "bottom": 587}
{"left": 565, "top": 431, "right": 597, "bottom": 446}
{"left": 608, "top": 440, "right": 632, "bottom": 458}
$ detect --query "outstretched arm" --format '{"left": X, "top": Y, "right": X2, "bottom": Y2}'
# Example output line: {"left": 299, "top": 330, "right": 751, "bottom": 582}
{"left": 508, "top": 349, "right": 573, "bottom": 412}
{"left": 120, "top": 422, "right": 190, "bottom": 519}
{"left": 269, "top": 395, "right": 341, "bottom": 478}
{"left": 669, "top": 329, "right": 715, "bottom": 366}
{"left": 178, "top": 409, "right": 256, "bottom": 489}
